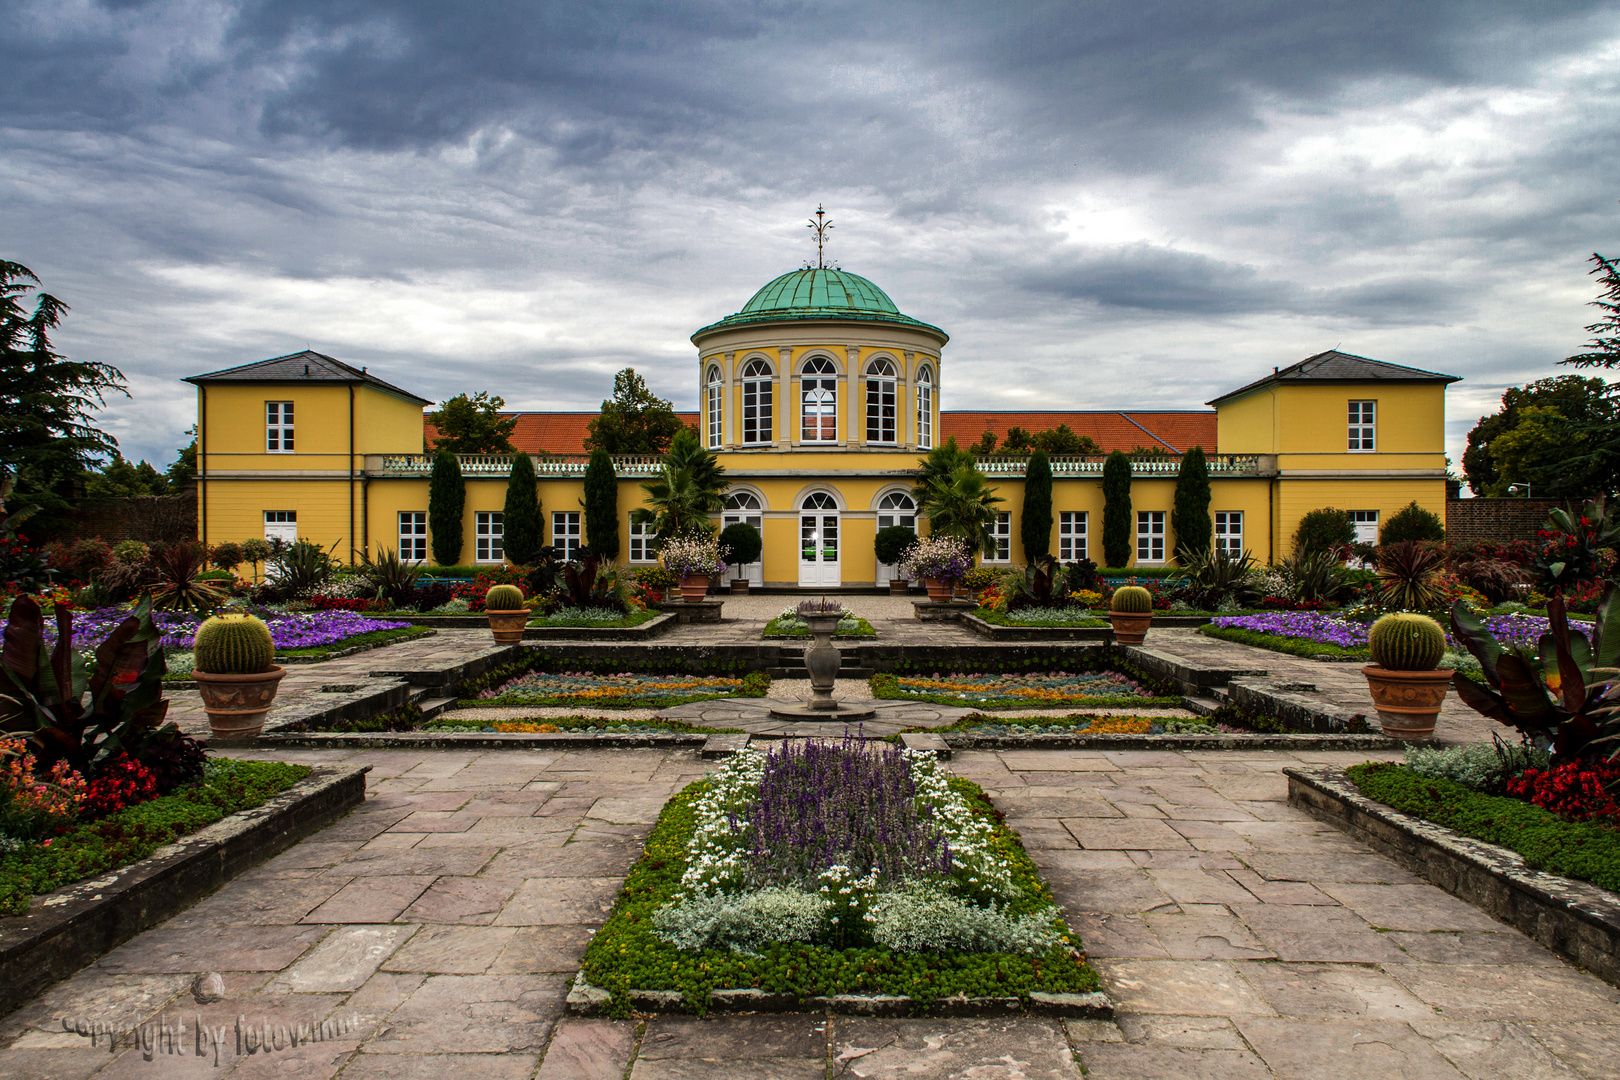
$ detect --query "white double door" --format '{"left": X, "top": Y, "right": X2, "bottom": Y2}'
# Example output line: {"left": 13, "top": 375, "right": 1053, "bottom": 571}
{"left": 798, "top": 511, "right": 841, "bottom": 588}
{"left": 721, "top": 511, "right": 764, "bottom": 586}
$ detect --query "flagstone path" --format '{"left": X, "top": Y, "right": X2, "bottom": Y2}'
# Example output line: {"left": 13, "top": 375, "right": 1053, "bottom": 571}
{"left": 4, "top": 745, "right": 1615, "bottom": 1079}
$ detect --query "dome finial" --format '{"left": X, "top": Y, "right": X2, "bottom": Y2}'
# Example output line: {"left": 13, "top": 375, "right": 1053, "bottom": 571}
{"left": 806, "top": 205, "right": 835, "bottom": 270}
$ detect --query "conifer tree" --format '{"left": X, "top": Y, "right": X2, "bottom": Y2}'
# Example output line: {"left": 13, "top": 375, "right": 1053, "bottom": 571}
{"left": 428, "top": 450, "right": 465, "bottom": 565}
{"left": 1171, "top": 445, "right": 1212, "bottom": 560}
{"left": 1021, "top": 449, "right": 1053, "bottom": 561}
{"left": 1102, "top": 450, "right": 1132, "bottom": 567}
{"left": 502, "top": 452, "right": 542, "bottom": 564}
{"left": 583, "top": 447, "right": 620, "bottom": 559}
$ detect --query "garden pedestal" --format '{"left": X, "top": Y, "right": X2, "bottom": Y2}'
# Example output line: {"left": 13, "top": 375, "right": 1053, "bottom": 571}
{"left": 768, "top": 613, "right": 876, "bottom": 723}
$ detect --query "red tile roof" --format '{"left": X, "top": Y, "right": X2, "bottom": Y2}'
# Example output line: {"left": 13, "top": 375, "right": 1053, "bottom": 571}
{"left": 423, "top": 412, "right": 700, "bottom": 455}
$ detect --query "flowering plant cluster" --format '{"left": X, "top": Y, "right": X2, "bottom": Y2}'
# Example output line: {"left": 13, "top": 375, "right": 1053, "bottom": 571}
{"left": 44, "top": 605, "right": 410, "bottom": 652}
{"left": 901, "top": 535, "right": 972, "bottom": 583}
{"left": 476, "top": 670, "right": 748, "bottom": 704}
{"left": 1503, "top": 759, "right": 1620, "bottom": 824}
{"left": 634, "top": 565, "right": 681, "bottom": 589}
{"left": 0, "top": 739, "right": 87, "bottom": 840}
{"left": 892, "top": 670, "right": 1152, "bottom": 705}
{"left": 1210, "top": 610, "right": 1554, "bottom": 652}
{"left": 659, "top": 535, "right": 726, "bottom": 578}
{"left": 82, "top": 754, "right": 160, "bottom": 818}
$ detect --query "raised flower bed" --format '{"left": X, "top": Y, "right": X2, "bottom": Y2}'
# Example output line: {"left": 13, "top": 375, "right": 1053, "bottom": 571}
{"left": 576, "top": 737, "right": 1103, "bottom": 1016}
{"left": 763, "top": 606, "right": 877, "bottom": 639}
{"left": 871, "top": 670, "right": 1182, "bottom": 709}
{"left": 55, "top": 605, "right": 425, "bottom": 664}
{"left": 467, "top": 670, "right": 770, "bottom": 708}
{"left": 1201, "top": 609, "right": 1555, "bottom": 667}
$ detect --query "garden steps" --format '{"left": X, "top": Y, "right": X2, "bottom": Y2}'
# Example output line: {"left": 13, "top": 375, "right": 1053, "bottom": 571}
{"left": 768, "top": 647, "right": 876, "bottom": 680}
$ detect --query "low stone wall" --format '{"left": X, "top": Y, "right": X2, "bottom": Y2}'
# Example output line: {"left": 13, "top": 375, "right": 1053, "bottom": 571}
{"left": 1445, "top": 496, "right": 1564, "bottom": 545}
{"left": 57, "top": 493, "right": 197, "bottom": 543}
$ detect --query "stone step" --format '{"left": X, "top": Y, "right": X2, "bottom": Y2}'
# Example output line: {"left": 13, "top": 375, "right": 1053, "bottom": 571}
{"left": 414, "top": 696, "right": 459, "bottom": 720}
{"left": 1181, "top": 695, "right": 1226, "bottom": 716}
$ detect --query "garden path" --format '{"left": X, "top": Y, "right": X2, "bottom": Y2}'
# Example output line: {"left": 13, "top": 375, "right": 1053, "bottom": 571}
{"left": 3, "top": 746, "right": 1614, "bottom": 1079}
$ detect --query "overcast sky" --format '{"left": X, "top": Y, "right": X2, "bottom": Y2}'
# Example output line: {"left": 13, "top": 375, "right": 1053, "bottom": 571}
{"left": 5, "top": 1, "right": 1618, "bottom": 472}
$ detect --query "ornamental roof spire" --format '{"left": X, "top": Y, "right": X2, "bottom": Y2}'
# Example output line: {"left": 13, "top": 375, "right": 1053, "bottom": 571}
{"left": 806, "top": 205, "right": 836, "bottom": 270}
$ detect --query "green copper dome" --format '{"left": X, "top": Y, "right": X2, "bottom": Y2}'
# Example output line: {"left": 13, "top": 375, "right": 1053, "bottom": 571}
{"left": 693, "top": 268, "right": 947, "bottom": 342}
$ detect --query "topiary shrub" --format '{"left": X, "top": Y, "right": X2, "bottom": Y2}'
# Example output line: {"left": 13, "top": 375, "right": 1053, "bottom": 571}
{"left": 485, "top": 583, "right": 525, "bottom": 610}
{"left": 1171, "top": 445, "right": 1212, "bottom": 559}
{"left": 1381, "top": 500, "right": 1446, "bottom": 544}
{"left": 1368, "top": 612, "right": 1446, "bottom": 670}
{"left": 1102, "top": 451, "right": 1132, "bottom": 567}
{"left": 1293, "top": 507, "right": 1355, "bottom": 556}
{"left": 428, "top": 450, "right": 465, "bottom": 565}
{"left": 193, "top": 614, "right": 275, "bottom": 674}
{"left": 1020, "top": 450, "right": 1053, "bottom": 561}
{"left": 874, "top": 525, "right": 917, "bottom": 568}
{"left": 717, "top": 522, "right": 763, "bottom": 577}
{"left": 1110, "top": 585, "right": 1152, "bottom": 613}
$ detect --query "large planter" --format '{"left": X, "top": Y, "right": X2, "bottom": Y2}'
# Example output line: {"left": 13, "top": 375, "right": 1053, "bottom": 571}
{"left": 486, "top": 609, "right": 529, "bottom": 645}
{"left": 680, "top": 575, "right": 710, "bottom": 603}
{"left": 730, "top": 579, "right": 751, "bottom": 595}
{"left": 1107, "top": 611, "right": 1153, "bottom": 645}
{"left": 1361, "top": 665, "right": 1452, "bottom": 740}
{"left": 888, "top": 578, "right": 910, "bottom": 596}
{"left": 925, "top": 578, "right": 955, "bottom": 603}
{"left": 194, "top": 667, "right": 286, "bottom": 739}
{"left": 802, "top": 613, "right": 844, "bottom": 711}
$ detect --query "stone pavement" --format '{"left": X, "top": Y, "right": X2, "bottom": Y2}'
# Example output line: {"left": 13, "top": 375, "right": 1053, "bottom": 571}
{"left": 4, "top": 745, "right": 1615, "bottom": 1079}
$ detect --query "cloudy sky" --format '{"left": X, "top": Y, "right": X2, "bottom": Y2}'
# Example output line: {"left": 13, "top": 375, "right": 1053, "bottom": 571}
{"left": 4, "top": 0, "right": 1618, "bottom": 472}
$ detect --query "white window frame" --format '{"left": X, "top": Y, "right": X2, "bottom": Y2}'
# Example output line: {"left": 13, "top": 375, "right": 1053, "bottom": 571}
{"left": 627, "top": 517, "right": 655, "bottom": 563}
{"left": 1348, "top": 400, "right": 1376, "bottom": 452}
{"left": 705, "top": 366, "right": 724, "bottom": 449}
{"left": 864, "top": 358, "right": 897, "bottom": 444}
{"left": 398, "top": 511, "right": 427, "bottom": 562}
{"left": 1350, "top": 510, "right": 1379, "bottom": 546}
{"left": 266, "top": 401, "right": 294, "bottom": 453}
{"left": 263, "top": 510, "right": 297, "bottom": 544}
{"left": 552, "top": 510, "right": 582, "bottom": 562}
{"left": 876, "top": 491, "right": 916, "bottom": 532}
{"left": 800, "top": 356, "right": 838, "bottom": 443}
{"left": 985, "top": 512, "right": 1012, "bottom": 563}
{"left": 1059, "top": 511, "right": 1088, "bottom": 562}
{"left": 1136, "top": 510, "right": 1166, "bottom": 564}
{"left": 740, "top": 359, "right": 773, "bottom": 445}
{"left": 1213, "top": 511, "right": 1243, "bottom": 556}
{"left": 916, "top": 367, "right": 933, "bottom": 449}
{"left": 475, "top": 511, "right": 504, "bottom": 564}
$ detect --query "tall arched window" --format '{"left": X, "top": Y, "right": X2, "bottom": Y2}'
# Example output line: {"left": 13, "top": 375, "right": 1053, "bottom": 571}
{"left": 801, "top": 357, "right": 837, "bottom": 443}
{"left": 705, "top": 365, "right": 723, "bottom": 449}
{"left": 916, "top": 366, "right": 934, "bottom": 449}
{"left": 741, "top": 359, "right": 773, "bottom": 444}
{"left": 865, "top": 358, "right": 897, "bottom": 444}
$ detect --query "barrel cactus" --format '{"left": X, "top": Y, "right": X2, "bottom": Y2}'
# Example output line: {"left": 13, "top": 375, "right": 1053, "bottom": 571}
{"left": 1368, "top": 612, "right": 1446, "bottom": 671}
{"left": 1110, "top": 585, "right": 1153, "bottom": 613}
{"left": 485, "top": 584, "right": 525, "bottom": 611}
{"left": 193, "top": 613, "right": 275, "bottom": 675}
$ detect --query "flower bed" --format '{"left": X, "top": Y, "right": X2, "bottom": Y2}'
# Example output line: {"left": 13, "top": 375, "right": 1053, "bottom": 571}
{"left": 871, "top": 671, "right": 1180, "bottom": 709}
{"left": 470, "top": 670, "right": 770, "bottom": 708}
{"left": 972, "top": 606, "right": 1106, "bottom": 628}
{"left": 763, "top": 611, "right": 877, "bottom": 638}
{"left": 914, "top": 713, "right": 1220, "bottom": 736}
{"left": 580, "top": 738, "right": 1098, "bottom": 1015}
{"left": 1204, "top": 610, "right": 1554, "bottom": 654}
{"left": 47, "top": 605, "right": 415, "bottom": 654}
{"left": 426, "top": 715, "right": 741, "bottom": 735}
{"left": 528, "top": 607, "right": 661, "bottom": 628}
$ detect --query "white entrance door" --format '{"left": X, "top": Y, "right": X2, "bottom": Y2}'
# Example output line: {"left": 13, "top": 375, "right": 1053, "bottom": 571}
{"left": 798, "top": 492, "right": 841, "bottom": 588}
{"left": 722, "top": 491, "right": 765, "bottom": 586}
{"left": 874, "top": 491, "right": 917, "bottom": 586}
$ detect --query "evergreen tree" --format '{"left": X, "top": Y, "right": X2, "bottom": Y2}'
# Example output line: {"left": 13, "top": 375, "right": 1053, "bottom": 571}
{"left": 428, "top": 450, "right": 465, "bottom": 565}
{"left": 583, "top": 447, "right": 620, "bottom": 559}
{"left": 1102, "top": 450, "right": 1133, "bottom": 567}
{"left": 1556, "top": 252, "right": 1620, "bottom": 496}
{"left": 584, "top": 368, "right": 685, "bottom": 454}
{"left": 1021, "top": 449, "right": 1053, "bottom": 561}
{"left": 502, "top": 452, "right": 542, "bottom": 564}
{"left": 427, "top": 392, "right": 518, "bottom": 454}
{"left": 1171, "top": 445, "right": 1212, "bottom": 560}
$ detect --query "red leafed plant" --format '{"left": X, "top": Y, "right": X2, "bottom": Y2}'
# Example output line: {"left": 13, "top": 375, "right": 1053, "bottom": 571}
{"left": 1504, "top": 759, "right": 1620, "bottom": 824}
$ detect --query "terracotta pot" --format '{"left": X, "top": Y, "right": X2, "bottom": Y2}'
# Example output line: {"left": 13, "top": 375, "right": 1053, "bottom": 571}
{"left": 486, "top": 608, "right": 529, "bottom": 645}
{"left": 1108, "top": 610, "right": 1153, "bottom": 645}
{"left": 925, "top": 578, "right": 954, "bottom": 603}
{"left": 1362, "top": 665, "right": 1453, "bottom": 740}
{"left": 730, "top": 579, "right": 751, "bottom": 595}
{"left": 888, "top": 578, "right": 910, "bottom": 595}
{"left": 194, "top": 667, "right": 286, "bottom": 739}
{"left": 680, "top": 575, "right": 710, "bottom": 603}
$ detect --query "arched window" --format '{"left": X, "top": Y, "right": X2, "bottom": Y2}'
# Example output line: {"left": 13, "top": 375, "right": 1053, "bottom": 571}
{"left": 801, "top": 491, "right": 838, "bottom": 510}
{"left": 725, "top": 491, "right": 762, "bottom": 511}
{"left": 740, "top": 359, "right": 773, "bottom": 444}
{"left": 865, "top": 358, "right": 897, "bottom": 444}
{"left": 916, "top": 366, "right": 934, "bottom": 449}
{"left": 801, "top": 357, "right": 837, "bottom": 443}
{"left": 876, "top": 491, "right": 916, "bottom": 532}
{"left": 705, "top": 365, "right": 723, "bottom": 449}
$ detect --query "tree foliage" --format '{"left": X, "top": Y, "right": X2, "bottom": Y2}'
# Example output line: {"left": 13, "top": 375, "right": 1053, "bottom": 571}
{"left": 1381, "top": 500, "right": 1446, "bottom": 544}
{"left": 1171, "top": 446, "right": 1212, "bottom": 560}
{"left": 1463, "top": 375, "right": 1614, "bottom": 497}
{"left": 918, "top": 464, "right": 1005, "bottom": 557}
{"left": 84, "top": 453, "right": 169, "bottom": 500}
{"left": 583, "top": 447, "right": 620, "bottom": 560}
{"left": 502, "top": 452, "right": 542, "bottom": 564}
{"left": 1020, "top": 449, "right": 1053, "bottom": 561}
{"left": 427, "top": 450, "right": 465, "bottom": 564}
{"left": 1554, "top": 252, "right": 1620, "bottom": 497}
{"left": 633, "top": 429, "right": 726, "bottom": 540}
{"left": 966, "top": 424, "right": 1100, "bottom": 456}
{"left": 585, "top": 368, "right": 685, "bottom": 454}
{"left": 911, "top": 438, "right": 976, "bottom": 502}
{"left": 1101, "top": 451, "right": 1132, "bottom": 567}
{"left": 1293, "top": 507, "right": 1355, "bottom": 556}
{"left": 427, "top": 392, "right": 518, "bottom": 455}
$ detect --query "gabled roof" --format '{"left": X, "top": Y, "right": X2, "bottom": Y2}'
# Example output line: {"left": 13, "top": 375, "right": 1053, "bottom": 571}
{"left": 941, "top": 411, "right": 1216, "bottom": 454}
{"left": 185, "top": 350, "right": 432, "bottom": 405}
{"left": 1207, "top": 350, "right": 1460, "bottom": 406}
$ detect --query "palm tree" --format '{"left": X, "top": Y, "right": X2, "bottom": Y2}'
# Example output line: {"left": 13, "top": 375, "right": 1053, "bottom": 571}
{"left": 633, "top": 429, "right": 727, "bottom": 540}
{"left": 919, "top": 463, "right": 1004, "bottom": 557}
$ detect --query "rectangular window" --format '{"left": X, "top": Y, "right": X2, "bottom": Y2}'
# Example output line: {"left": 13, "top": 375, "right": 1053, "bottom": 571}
{"left": 1136, "top": 511, "right": 1166, "bottom": 563}
{"left": 1348, "top": 400, "right": 1376, "bottom": 451}
{"left": 706, "top": 381, "right": 723, "bottom": 449}
{"left": 1059, "top": 511, "right": 1088, "bottom": 562}
{"left": 1350, "top": 510, "right": 1379, "bottom": 546}
{"left": 742, "top": 379, "right": 772, "bottom": 444}
{"left": 801, "top": 377, "right": 837, "bottom": 442}
{"left": 627, "top": 517, "right": 654, "bottom": 562}
{"left": 916, "top": 381, "right": 933, "bottom": 449}
{"left": 263, "top": 510, "right": 297, "bottom": 544}
{"left": 475, "top": 511, "right": 504, "bottom": 563}
{"left": 986, "top": 512, "right": 1012, "bottom": 562}
{"left": 552, "top": 511, "right": 582, "bottom": 562}
{"left": 865, "top": 378, "right": 896, "bottom": 443}
{"left": 398, "top": 511, "right": 427, "bottom": 562}
{"left": 1214, "top": 511, "right": 1243, "bottom": 555}
{"left": 266, "top": 401, "right": 294, "bottom": 452}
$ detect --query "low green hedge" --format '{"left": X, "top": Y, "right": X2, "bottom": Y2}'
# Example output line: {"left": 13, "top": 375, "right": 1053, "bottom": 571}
{"left": 1345, "top": 763, "right": 1620, "bottom": 892}
{"left": 0, "top": 760, "right": 310, "bottom": 915}
{"left": 762, "top": 616, "right": 877, "bottom": 639}
{"left": 580, "top": 777, "right": 1098, "bottom": 1016}
{"left": 276, "top": 624, "right": 434, "bottom": 659}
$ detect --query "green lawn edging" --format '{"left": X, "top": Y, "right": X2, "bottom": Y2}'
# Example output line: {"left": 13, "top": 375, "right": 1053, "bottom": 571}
{"left": 763, "top": 616, "right": 878, "bottom": 639}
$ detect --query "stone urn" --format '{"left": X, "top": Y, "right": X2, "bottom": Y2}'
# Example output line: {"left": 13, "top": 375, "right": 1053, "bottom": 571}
{"left": 802, "top": 612, "right": 844, "bottom": 711}
{"left": 485, "top": 609, "right": 528, "bottom": 645}
{"left": 194, "top": 668, "right": 286, "bottom": 739}
{"left": 888, "top": 578, "right": 910, "bottom": 595}
{"left": 925, "top": 578, "right": 954, "bottom": 603}
{"left": 1362, "top": 666, "right": 1453, "bottom": 740}
{"left": 680, "top": 575, "right": 710, "bottom": 603}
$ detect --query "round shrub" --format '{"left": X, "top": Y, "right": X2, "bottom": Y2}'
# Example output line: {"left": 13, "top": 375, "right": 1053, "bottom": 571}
{"left": 485, "top": 584, "right": 525, "bottom": 610}
{"left": 1293, "top": 508, "right": 1355, "bottom": 556}
{"left": 193, "top": 614, "right": 275, "bottom": 674}
{"left": 874, "top": 525, "right": 917, "bottom": 567}
{"left": 717, "top": 522, "right": 763, "bottom": 572}
{"left": 1381, "top": 500, "right": 1446, "bottom": 544}
{"left": 1368, "top": 612, "right": 1446, "bottom": 670}
{"left": 1110, "top": 585, "right": 1153, "bottom": 613}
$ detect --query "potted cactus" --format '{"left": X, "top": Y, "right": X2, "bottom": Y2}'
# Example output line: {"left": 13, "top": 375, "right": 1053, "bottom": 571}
{"left": 485, "top": 584, "right": 528, "bottom": 644}
{"left": 191, "top": 613, "right": 285, "bottom": 738}
{"left": 1362, "top": 612, "right": 1451, "bottom": 740}
{"left": 1107, "top": 585, "right": 1154, "bottom": 645}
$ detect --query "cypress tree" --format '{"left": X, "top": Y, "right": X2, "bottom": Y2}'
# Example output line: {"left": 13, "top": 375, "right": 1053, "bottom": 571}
{"left": 427, "top": 450, "right": 465, "bottom": 565}
{"left": 583, "top": 448, "right": 620, "bottom": 559}
{"left": 1021, "top": 449, "right": 1053, "bottom": 561}
{"left": 502, "top": 452, "right": 542, "bottom": 564}
{"left": 1171, "top": 445, "right": 1212, "bottom": 561}
{"left": 1102, "top": 450, "right": 1132, "bottom": 568}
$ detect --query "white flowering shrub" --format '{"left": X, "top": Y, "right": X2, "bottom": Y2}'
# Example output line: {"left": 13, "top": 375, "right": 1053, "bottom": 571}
{"left": 430, "top": 598, "right": 471, "bottom": 613}
{"left": 866, "top": 886, "right": 1060, "bottom": 954}
{"left": 653, "top": 887, "right": 829, "bottom": 953}
{"left": 309, "top": 575, "right": 368, "bottom": 600}
{"left": 1404, "top": 741, "right": 1548, "bottom": 791}
{"left": 165, "top": 649, "right": 195, "bottom": 677}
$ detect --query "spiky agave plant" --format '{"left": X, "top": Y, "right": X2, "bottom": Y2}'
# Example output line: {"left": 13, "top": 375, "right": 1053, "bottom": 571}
{"left": 1375, "top": 541, "right": 1447, "bottom": 612}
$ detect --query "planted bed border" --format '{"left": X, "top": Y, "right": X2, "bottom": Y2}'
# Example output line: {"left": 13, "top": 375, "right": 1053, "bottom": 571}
{"left": 958, "top": 614, "right": 1111, "bottom": 642}
{"left": 523, "top": 612, "right": 677, "bottom": 640}
{"left": 0, "top": 764, "right": 370, "bottom": 1016}
{"left": 1285, "top": 766, "right": 1620, "bottom": 988}
{"left": 274, "top": 625, "right": 437, "bottom": 664}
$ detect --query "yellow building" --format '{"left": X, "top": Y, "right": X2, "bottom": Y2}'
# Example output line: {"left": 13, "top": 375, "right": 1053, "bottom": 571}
{"left": 187, "top": 267, "right": 1459, "bottom": 585}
